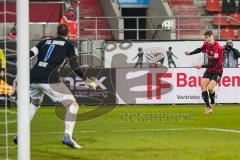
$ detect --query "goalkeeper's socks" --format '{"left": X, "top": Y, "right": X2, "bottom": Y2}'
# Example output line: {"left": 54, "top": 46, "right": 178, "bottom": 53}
{"left": 29, "top": 103, "right": 40, "bottom": 121}
{"left": 202, "top": 91, "right": 211, "bottom": 109}
{"left": 209, "top": 92, "right": 215, "bottom": 105}
{"left": 65, "top": 121, "right": 74, "bottom": 138}
{"left": 64, "top": 103, "right": 79, "bottom": 137}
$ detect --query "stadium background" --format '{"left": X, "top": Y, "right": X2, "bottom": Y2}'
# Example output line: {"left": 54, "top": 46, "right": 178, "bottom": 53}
{"left": 0, "top": 0, "right": 240, "bottom": 160}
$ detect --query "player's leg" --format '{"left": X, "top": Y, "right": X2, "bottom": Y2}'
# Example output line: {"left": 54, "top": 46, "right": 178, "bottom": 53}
{"left": 207, "top": 80, "right": 217, "bottom": 106}
{"left": 201, "top": 72, "right": 212, "bottom": 113}
{"left": 62, "top": 99, "right": 79, "bottom": 138}
{"left": 14, "top": 83, "right": 44, "bottom": 144}
{"left": 29, "top": 83, "right": 44, "bottom": 121}
{"left": 201, "top": 78, "right": 211, "bottom": 108}
{"left": 61, "top": 99, "right": 81, "bottom": 148}
{"left": 208, "top": 72, "right": 222, "bottom": 106}
{"left": 140, "top": 62, "right": 143, "bottom": 68}
{"left": 42, "top": 83, "right": 81, "bottom": 148}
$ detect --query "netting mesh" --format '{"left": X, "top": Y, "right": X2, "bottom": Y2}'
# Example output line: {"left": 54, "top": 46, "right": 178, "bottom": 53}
{"left": 0, "top": 0, "right": 17, "bottom": 160}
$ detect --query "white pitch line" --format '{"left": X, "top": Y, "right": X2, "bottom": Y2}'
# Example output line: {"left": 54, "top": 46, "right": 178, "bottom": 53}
{"left": 30, "top": 130, "right": 98, "bottom": 135}
{"left": 27, "top": 128, "right": 240, "bottom": 135}
{"left": 111, "top": 128, "right": 193, "bottom": 132}
{"left": 111, "top": 128, "right": 240, "bottom": 133}
{"left": 202, "top": 128, "right": 240, "bottom": 133}
{"left": 3, "top": 128, "right": 240, "bottom": 137}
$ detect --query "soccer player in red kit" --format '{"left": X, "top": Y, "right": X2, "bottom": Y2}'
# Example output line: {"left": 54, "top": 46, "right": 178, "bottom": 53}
{"left": 185, "top": 30, "right": 223, "bottom": 114}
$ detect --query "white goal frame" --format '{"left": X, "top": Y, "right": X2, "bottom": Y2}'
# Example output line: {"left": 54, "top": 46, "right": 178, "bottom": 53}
{"left": 17, "top": 0, "right": 30, "bottom": 160}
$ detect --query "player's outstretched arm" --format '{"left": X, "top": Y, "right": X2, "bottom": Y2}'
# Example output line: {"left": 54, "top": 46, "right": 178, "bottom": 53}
{"left": 68, "top": 56, "right": 85, "bottom": 79}
{"left": 185, "top": 48, "right": 202, "bottom": 56}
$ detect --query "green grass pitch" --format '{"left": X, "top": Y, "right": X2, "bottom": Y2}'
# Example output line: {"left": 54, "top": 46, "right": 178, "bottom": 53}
{"left": 1, "top": 105, "right": 240, "bottom": 160}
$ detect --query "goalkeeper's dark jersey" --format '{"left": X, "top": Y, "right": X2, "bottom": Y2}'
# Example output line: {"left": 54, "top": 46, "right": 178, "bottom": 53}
{"left": 30, "top": 37, "right": 79, "bottom": 83}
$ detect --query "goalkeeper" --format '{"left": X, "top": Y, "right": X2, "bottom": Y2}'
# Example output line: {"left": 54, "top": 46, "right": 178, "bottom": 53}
{"left": 14, "top": 24, "right": 96, "bottom": 149}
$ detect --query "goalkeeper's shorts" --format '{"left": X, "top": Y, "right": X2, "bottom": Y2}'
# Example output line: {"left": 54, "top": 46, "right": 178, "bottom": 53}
{"left": 30, "top": 82, "right": 75, "bottom": 103}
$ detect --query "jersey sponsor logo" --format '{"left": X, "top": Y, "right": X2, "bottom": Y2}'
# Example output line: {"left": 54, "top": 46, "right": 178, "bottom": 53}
{"left": 208, "top": 52, "right": 219, "bottom": 59}
{"left": 214, "top": 52, "right": 219, "bottom": 58}
{"left": 38, "top": 61, "right": 48, "bottom": 67}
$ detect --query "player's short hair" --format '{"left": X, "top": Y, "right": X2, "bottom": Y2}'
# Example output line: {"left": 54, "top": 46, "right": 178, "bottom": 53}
{"left": 57, "top": 24, "right": 69, "bottom": 37}
{"left": 204, "top": 30, "right": 213, "bottom": 36}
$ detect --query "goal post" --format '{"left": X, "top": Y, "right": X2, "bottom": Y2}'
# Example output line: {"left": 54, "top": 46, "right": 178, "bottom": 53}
{"left": 17, "top": 0, "right": 30, "bottom": 160}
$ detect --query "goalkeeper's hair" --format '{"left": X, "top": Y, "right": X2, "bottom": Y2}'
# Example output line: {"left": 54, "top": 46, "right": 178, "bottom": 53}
{"left": 57, "top": 24, "right": 69, "bottom": 37}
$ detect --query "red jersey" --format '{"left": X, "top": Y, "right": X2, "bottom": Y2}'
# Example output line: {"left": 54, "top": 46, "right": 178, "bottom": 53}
{"left": 201, "top": 41, "right": 223, "bottom": 73}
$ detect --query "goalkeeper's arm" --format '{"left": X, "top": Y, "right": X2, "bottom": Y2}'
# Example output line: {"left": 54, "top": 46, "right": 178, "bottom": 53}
{"left": 30, "top": 40, "right": 46, "bottom": 59}
{"left": 68, "top": 57, "right": 96, "bottom": 90}
{"left": 68, "top": 56, "right": 86, "bottom": 80}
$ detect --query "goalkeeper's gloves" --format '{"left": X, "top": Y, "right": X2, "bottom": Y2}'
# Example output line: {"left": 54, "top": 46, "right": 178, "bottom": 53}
{"left": 83, "top": 77, "right": 97, "bottom": 90}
